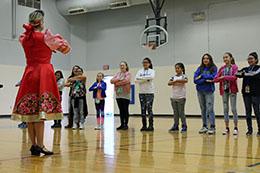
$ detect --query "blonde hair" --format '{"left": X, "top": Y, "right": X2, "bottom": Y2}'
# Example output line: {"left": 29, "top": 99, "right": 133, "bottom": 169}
{"left": 28, "top": 10, "right": 44, "bottom": 28}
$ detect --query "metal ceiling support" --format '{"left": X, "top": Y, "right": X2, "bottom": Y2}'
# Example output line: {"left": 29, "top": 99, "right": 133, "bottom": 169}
{"left": 12, "top": 0, "right": 16, "bottom": 39}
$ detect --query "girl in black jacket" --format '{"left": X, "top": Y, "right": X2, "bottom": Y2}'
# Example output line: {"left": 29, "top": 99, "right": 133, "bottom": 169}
{"left": 236, "top": 52, "right": 260, "bottom": 136}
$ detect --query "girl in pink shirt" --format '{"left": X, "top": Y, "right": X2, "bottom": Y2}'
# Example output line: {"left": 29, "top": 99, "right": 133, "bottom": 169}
{"left": 214, "top": 52, "right": 239, "bottom": 135}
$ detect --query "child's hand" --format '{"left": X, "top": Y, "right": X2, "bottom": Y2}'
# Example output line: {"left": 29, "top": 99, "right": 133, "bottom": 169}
{"left": 218, "top": 76, "right": 224, "bottom": 80}
{"left": 206, "top": 80, "right": 214, "bottom": 83}
{"left": 195, "top": 75, "right": 201, "bottom": 80}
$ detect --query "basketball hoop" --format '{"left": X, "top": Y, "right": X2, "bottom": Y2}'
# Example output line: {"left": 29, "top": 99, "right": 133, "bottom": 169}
{"left": 140, "top": 25, "right": 168, "bottom": 50}
{"left": 142, "top": 43, "right": 156, "bottom": 50}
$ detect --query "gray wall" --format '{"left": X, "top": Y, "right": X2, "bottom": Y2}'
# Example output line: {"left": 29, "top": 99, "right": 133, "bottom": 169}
{"left": 0, "top": 0, "right": 71, "bottom": 70}
{"left": 69, "top": 0, "right": 260, "bottom": 71}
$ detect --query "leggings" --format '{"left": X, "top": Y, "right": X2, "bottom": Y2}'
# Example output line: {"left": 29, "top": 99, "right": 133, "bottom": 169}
{"left": 139, "top": 93, "right": 154, "bottom": 120}
{"left": 116, "top": 98, "right": 130, "bottom": 126}
{"left": 95, "top": 100, "right": 105, "bottom": 118}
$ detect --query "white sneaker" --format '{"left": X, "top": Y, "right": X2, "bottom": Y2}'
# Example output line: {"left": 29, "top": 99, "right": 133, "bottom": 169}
{"left": 79, "top": 123, "right": 85, "bottom": 130}
{"left": 222, "top": 129, "right": 230, "bottom": 135}
{"left": 233, "top": 129, "right": 239, "bottom": 135}
{"left": 72, "top": 123, "right": 77, "bottom": 130}
{"left": 199, "top": 127, "right": 208, "bottom": 133}
{"left": 208, "top": 127, "right": 216, "bottom": 135}
{"left": 95, "top": 125, "right": 101, "bottom": 130}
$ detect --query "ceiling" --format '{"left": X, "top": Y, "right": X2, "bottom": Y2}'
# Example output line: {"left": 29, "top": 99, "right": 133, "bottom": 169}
{"left": 56, "top": 0, "right": 151, "bottom": 16}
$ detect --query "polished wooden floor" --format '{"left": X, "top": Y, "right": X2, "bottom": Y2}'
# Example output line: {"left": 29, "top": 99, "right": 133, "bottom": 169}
{"left": 1, "top": 116, "right": 260, "bottom": 172}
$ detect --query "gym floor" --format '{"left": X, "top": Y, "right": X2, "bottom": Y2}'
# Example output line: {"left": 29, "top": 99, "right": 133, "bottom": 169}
{"left": 0, "top": 116, "right": 260, "bottom": 172}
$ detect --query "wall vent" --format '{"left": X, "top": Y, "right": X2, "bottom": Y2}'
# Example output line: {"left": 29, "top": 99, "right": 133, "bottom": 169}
{"left": 68, "top": 7, "right": 86, "bottom": 15}
{"left": 109, "top": 1, "right": 130, "bottom": 9}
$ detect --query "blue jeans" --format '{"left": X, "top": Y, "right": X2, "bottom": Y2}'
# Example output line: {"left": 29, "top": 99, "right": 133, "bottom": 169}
{"left": 197, "top": 91, "right": 215, "bottom": 128}
{"left": 72, "top": 98, "right": 85, "bottom": 124}
{"left": 222, "top": 92, "right": 238, "bottom": 123}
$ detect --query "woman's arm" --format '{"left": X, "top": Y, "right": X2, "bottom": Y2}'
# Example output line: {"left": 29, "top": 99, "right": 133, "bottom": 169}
{"left": 68, "top": 76, "right": 87, "bottom": 83}
{"left": 115, "top": 72, "right": 131, "bottom": 86}
{"left": 110, "top": 73, "right": 120, "bottom": 84}
{"left": 44, "top": 29, "right": 71, "bottom": 54}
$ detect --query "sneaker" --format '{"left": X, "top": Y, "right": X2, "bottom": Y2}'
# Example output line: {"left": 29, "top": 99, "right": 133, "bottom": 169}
{"left": 222, "top": 129, "right": 230, "bottom": 135}
{"left": 169, "top": 125, "right": 179, "bottom": 132}
{"left": 79, "top": 123, "right": 85, "bottom": 130}
{"left": 18, "top": 122, "right": 26, "bottom": 128}
{"left": 23, "top": 123, "right": 27, "bottom": 128}
{"left": 72, "top": 123, "right": 77, "bottom": 130}
{"left": 233, "top": 129, "right": 239, "bottom": 135}
{"left": 246, "top": 131, "right": 253, "bottom": 136}
{"left": 146, "top": 125, "right": 154, "bottom": 131}
{"left": 199, "top": 127, "right": 208, "bottom": 133}
{"left": 181, "top": 125, "right": 187, "bottom": 132}
{"left": 56, "top": 123, "right": 62, "bottom": 128}
{"left": 51, "top": 123, "right": 57, "bottom": 128}
{"left": 65, "top": 124, "right": 72, "bottom": 128}
{"left": 122, "top": 125, "right": 129, "bottom": 130}
{"left": 95, "top": 125, "right": 101, "bottom": 130}
{"left": 116, "top": 125, "right": 124, "bottom": 130}
{"left": 208, "top": 127, "right": 216, "bottom": 135}
{"left": 140, "top": 126, "right": 147, "bottom": 131}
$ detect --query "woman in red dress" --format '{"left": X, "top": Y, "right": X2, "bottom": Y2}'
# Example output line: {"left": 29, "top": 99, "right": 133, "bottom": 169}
{"left": 11, "top": 10, "right": 71, "bottom": 155}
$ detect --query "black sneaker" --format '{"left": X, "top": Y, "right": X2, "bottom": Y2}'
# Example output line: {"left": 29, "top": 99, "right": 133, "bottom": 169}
{"left": 122, "top": 125, "right": 128, "bottom": 130}
{"left": 56, "top": 123, "right": 62, "bottom": 128}
{"left": 146, "top": 125, "right": 154, "bottom": 131}
{"left": 140, "top": 126, "right": 147, "bottom": 131}
{"left": 246, "top": 131, "right": 253, "bottom": 136}
{"left": 116, "top": 125, "right": 124, "bottom": 130}
{"left": 51, "top": 124, "right": 57, "bottom": 128}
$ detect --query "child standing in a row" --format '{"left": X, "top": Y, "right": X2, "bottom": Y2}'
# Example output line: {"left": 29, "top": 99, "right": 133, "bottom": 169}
{"left": 194, "top": 54, "right": 217, "bottom": 134}
{"left": 69, "top": 68, "right": 87, "bottom": 130}
{"left": 214, "top": 53, "right": 239, "bottom": 135}
{"left": 89, "top": 73, "right": 107, "bottom": 130}
{"left": 168, "top": 63, "right": 188, "bottom": 132}
{"left": 236, "top": 52, "right": 260, "bottom": 136}
{"left": 135, "top": 57, "right": 155, "bottom": 131}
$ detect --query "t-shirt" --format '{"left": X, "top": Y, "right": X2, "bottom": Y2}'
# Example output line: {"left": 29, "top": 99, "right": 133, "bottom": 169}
{"left": 223, "top": 66, "right": 232, "bottom": 90}
{"left": 170, "top": 74, "right": 187, "bottom": 99}
{"left": 71, "top": 80, "right": 86, "bottom": 98}
{"left": 96, "top": 83, "right": 104, "bottom": 100}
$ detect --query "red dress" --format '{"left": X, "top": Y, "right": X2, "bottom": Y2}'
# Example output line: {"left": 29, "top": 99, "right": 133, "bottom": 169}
{"left": 11, "top": 24, "right": 71, "bottom": 122}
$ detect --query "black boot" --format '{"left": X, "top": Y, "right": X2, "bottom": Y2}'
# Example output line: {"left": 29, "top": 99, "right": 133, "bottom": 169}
{"left": 146, "top": 118, "right": 154, "bottom": 131}
{"left": 140, "top": 117, "right": 147, "bottom": 131}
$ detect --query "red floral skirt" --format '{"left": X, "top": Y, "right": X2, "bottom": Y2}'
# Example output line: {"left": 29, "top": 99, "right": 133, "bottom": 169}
{"left": 11, "top": 63, "right": 63, "bottom": 122}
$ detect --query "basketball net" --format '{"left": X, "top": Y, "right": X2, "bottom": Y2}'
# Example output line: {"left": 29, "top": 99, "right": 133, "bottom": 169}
{"left": 142, "top": 43, "right": 156, "bottom": 51}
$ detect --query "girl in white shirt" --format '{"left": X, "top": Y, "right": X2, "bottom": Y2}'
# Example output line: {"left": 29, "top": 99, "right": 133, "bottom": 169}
{"left": 135, "top": 57, "right": 155, "bottom": 131}
{"left": 51, "top": 70, "right": 65, "bottom": 128}
{"left": 168, "top": 63, "right": 188, "bottom": 132}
